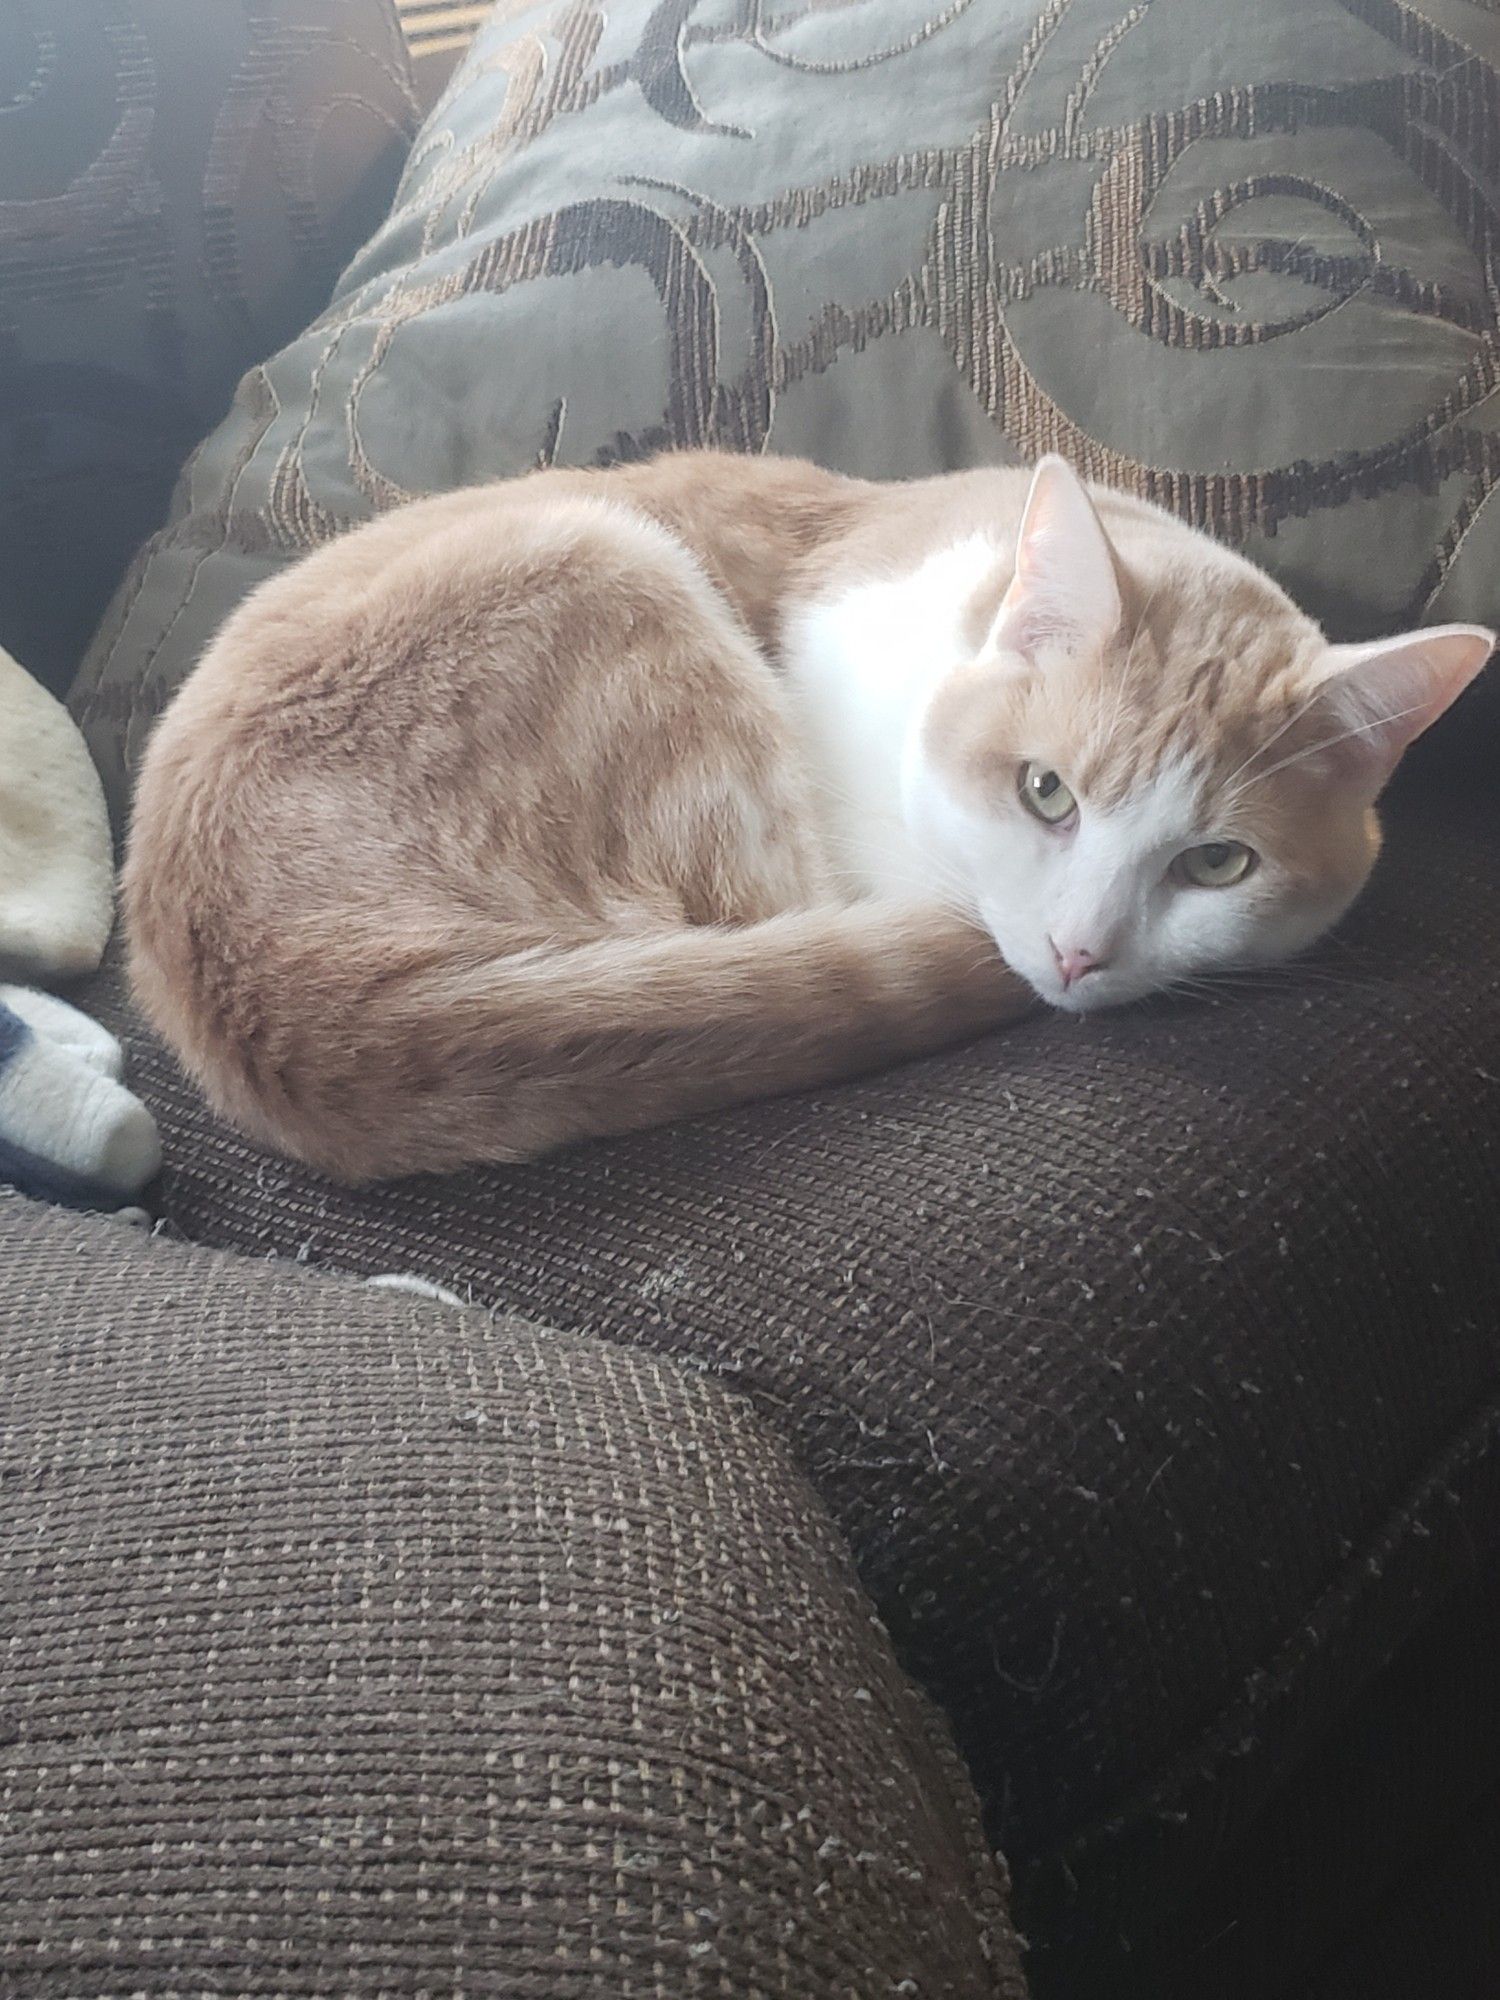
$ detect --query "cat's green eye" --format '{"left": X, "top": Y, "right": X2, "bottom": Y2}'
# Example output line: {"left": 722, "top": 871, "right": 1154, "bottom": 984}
{"left": 1019, "top": 763, "right": 1077, "bottom": 825}
{"left": 1176, "top": 840, "right": 1256, "bottom": 889}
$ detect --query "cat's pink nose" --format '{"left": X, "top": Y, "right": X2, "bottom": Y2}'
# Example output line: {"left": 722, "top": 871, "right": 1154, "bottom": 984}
{"left": 1050, "top": 939, "right": 1105, "bottom": 989}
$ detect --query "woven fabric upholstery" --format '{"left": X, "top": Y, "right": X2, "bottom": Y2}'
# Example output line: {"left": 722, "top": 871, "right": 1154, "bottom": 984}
{"left": 1304, "top": 1782, "right": 1500, "bottom": 2000}
{"left": 0, "top": 1193, "right": 1024, "bottom": 2000}
{"left": 76, "top": 787, "right": 1500, "bottom": 1997}
{"left": 1159, "top": 1550, "right": 1500, "bottom": 1998}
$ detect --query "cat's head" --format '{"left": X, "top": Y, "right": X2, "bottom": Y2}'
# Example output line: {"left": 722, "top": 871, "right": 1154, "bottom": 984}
{"left": 911, "top": 456, "right": 1493, "bottom": 1013}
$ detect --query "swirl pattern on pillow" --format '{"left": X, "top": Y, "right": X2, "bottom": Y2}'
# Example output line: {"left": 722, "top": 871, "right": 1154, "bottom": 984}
{"left": 69, "top": 0, "right": 1500, "bottom": 814}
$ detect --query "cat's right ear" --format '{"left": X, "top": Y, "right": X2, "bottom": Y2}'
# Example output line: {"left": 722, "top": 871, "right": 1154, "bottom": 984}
{"left": 1308, "top": 623, "right": 1495, "bottom": 788}
{"left": 985, "top": 455, "right": 1123, "bottom": 665}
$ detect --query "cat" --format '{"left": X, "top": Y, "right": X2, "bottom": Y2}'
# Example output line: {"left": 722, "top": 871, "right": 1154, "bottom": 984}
{"left": 124, "top": 451, "right": 1492, "bottom": 1182}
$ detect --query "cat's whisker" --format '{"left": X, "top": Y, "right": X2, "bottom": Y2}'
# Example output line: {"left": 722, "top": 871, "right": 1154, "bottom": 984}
{"left": 1121, "top": 567, "right": 1171, "bottom": 679}
{"left": 1161, "top": 977, "right": 1231, "bottom": 1008}
{"left": 1217, "top": 680, "right": 1328, "bottom": 797}
{"left": 1099, "top": 566, "right": 1171, "bottom": 755}
{"left": 1228, "top": 701, "right": 1428, "bottom": 793}
{"left": 1178, "top": 960, "right": 1409, "bottom": 1003}
{"left": 1279, "top": 965, "right": 1409, "bottom": 996}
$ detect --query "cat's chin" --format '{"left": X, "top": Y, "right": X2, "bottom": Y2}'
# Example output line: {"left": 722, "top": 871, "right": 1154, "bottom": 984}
{"left": 1031, "top": 968, "right": 1155, "bottom": 1016}
{"left": 981, "top": 917, "right": 1150, "bottom": 1015}
{"left": 1006, "top": 962, "right": 1098, "bottom": 1014}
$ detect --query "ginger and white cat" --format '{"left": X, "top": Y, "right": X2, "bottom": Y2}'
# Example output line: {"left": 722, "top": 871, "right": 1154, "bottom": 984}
{"left": 125, "top": 452, "right": 1492, "bottom": 1181}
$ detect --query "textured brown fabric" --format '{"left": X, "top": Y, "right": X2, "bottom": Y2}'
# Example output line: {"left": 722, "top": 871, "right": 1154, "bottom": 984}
{"left": 77, "top": 788, "right": 1500, "bottom": 1996}
{"left": 1304, "top": 1782, "right": 1500, "bottom": 2000}
{"left": 0, "top": 1191, "right": 1025, "bottom": 1999}
{"left": 1143, "top": 1550, "right": 1500, "bottom": 2000}
{"left": 69, "top": 0, "right": 1500, "bottom": 814}
{"left": 0, "top": 0, "right": 416, "bottom": 695}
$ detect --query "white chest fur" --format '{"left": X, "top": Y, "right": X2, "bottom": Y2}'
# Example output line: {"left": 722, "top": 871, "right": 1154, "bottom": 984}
{"left": 779, "top": 536, "right": 1002, "bottom": 898}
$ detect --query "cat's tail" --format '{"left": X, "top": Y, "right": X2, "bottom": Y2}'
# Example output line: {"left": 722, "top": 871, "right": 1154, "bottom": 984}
{"left": 145, "top": 902, "right": 1035, "bottom": 1182}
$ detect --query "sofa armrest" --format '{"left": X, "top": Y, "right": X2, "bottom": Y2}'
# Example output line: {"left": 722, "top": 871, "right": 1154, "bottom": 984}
{"left": 0, "top": 1193, "right": 1025, "bottom": 1998}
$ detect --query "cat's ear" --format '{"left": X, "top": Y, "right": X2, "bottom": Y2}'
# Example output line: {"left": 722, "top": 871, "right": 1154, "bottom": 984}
{"left": 1309, "top": 624, "right": 1495, "bottom": 786}
{"left": 985, "top": 455, "right": 1123, "bottom": 664}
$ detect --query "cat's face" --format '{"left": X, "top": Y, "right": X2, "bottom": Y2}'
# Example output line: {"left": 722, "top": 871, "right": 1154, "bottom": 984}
{"left": 910, "top": 459, "right": 1493, "bottom": 1013}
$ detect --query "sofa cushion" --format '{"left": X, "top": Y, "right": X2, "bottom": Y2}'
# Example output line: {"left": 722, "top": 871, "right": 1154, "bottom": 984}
{"left": 0, "top": 1192, "right": 1023, "bottom": 2000}
{"left": 0, "top": 0, "right": 416, "bottom": 695}
{"left": 69, "top": 0, "right": 1500, "bottom": 806}
{"left": 1151, "top": 1547, "right": 1500, "bottom": 1998}
{"left": 78, "top": 783, "right": 1500, "bottom": 1999}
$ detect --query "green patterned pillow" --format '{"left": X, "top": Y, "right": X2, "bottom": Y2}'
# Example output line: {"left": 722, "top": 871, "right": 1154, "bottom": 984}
{"left": 74, "top": 0, "right": 1500, "bottom": 817}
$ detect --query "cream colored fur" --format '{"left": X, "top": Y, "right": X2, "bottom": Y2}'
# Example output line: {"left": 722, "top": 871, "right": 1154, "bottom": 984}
{"left": 123, "top": 451, "right": 1493, "bottom": 1181}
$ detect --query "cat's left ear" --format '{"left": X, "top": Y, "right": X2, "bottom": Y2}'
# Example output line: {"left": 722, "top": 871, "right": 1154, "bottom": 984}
{"left": 985, "top": 455, "right": 1123, "bottom": 665}
{"left": 1310, "top": 623, "right": 1495, "bottom": 787}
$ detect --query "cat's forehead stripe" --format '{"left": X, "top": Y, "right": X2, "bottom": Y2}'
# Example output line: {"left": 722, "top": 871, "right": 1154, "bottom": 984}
{"left": 1076, "top": 680, "right": 1219, "bottom": 810}
{"left": 1074, "top": 595, "right": 1314, "bottom": 810}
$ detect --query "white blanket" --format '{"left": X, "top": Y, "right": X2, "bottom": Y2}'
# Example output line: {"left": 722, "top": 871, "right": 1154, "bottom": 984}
{"left": 0, "top": 647, "right": 159, "bottom": 1206}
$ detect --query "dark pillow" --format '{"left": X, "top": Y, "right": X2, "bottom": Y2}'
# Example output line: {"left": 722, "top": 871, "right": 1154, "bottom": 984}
{"left": 0, "top": 0, "right": 416, "bottom": 696}
{"left": 70, "top": 0, "right": 1500, "bottom": 810}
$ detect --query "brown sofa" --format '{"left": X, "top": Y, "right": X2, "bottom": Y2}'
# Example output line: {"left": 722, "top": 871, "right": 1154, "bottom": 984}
{"left": 0, "top": 1192, "right": 1023, "bottom": 1997}
{"left": 4, "top": 5, "right": 1500, "bottom": 1997}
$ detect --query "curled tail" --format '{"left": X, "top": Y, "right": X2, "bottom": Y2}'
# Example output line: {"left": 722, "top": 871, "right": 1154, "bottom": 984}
{"left": 131, "top": 900, "right": 1033, "bottom": 1182}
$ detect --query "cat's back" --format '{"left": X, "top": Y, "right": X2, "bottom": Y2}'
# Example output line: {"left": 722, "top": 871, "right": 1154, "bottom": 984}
{"left": 145, "top": 469, "right": 728, "bottom": 780}
{"left": 128, "top": 452, "right": 848, "bottom": 941}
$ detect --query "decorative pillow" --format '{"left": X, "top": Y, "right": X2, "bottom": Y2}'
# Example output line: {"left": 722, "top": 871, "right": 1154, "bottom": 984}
{"left": 0, "top": 0, "right": 416, "bottom": 696}
{"left": 69, "top": 0, "right": 1500, "bottom": 813}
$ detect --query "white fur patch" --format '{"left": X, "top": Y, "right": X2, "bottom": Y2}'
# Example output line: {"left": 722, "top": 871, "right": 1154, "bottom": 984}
{"left": 782, "top": 537, "right": 1001, "bottom": 898}
{"left": 1066, "top": 757, "right": 1205, "bottom": 915}
{"left": 1041, "top": 758, "right": 1206, "bottom": 979}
